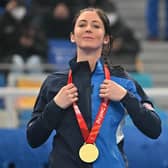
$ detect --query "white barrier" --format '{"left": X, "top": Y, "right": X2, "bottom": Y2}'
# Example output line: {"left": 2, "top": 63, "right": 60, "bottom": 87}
{"left": 0, "top": 87, "right": 39, "bottom": 127}
{"left": 0, "top": 87, "right": 167, "bottom": 127}
{"left": 145, "top": 88, "right": 168, "bottom": 97}
{"left": 0, "top": 87, "right": 167, "bottom": 98}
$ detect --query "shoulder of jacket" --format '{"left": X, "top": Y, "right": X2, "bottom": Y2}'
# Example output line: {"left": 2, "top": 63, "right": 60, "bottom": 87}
{"left": 108, "top": 65, "right": 129, "bottom": 78}
{"left": 48, "top": 70, "right": 68, "bottom": 79}
{"left": 42, "top": 70, "right": 68, "bottom": 86}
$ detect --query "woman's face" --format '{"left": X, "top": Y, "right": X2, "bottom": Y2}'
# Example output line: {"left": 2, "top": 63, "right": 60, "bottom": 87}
{"left": 71, "top": 11, "right": 109, "bottom": 51}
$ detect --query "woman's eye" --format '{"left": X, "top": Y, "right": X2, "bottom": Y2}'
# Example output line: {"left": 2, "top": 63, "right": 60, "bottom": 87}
{"left": 78, "top": 23, "right": 86, "bottom": 27}
{"left": 93, "top": 24, "right": 100, "bottom": 28}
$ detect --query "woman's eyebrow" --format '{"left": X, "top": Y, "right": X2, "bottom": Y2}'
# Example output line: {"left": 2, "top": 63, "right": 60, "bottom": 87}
{"left": 78, "top": 19, "right": 87, "bottom": 23}
{"left": 78, "top": 19, "right": 102, "bottom": 24}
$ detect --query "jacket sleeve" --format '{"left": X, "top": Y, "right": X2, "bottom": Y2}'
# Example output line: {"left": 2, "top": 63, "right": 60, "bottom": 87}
{"left": 26, "top": 77, "right": 66, "bottom": 148}
{"left": 120, "top": 81, "right": 161, "bottom": 139}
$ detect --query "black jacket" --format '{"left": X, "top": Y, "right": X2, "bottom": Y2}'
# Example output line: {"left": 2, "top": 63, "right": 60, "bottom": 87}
{"left": 26, "top": 58, "right": 161, "bottom": 168}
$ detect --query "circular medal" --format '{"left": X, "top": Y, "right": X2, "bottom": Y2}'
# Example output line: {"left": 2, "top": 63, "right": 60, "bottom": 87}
{"left": 79, "top": 143, "right": 99, "bottom": 163}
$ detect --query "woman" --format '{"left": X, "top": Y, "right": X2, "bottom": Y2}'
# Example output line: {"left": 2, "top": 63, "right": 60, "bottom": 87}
{"left": 26, "top": 8, "right": 161, "bottom": 168}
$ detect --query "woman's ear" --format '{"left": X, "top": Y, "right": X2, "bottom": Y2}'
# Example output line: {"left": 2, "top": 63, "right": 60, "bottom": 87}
{"left": 103, "top": 35, "right": 110, "bottom": 44}
{"left": 70, "top": 32, "right": 75, "bottom": 43}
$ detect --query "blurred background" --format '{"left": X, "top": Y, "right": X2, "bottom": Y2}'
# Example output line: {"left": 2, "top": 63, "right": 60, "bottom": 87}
{"left": 0, "top": 0, "right": 168, "bottom": 168}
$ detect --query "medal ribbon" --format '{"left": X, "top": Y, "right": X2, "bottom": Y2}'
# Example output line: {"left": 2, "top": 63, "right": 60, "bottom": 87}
{"left": 67, "top": 64, "right": 110, "bottom": 144}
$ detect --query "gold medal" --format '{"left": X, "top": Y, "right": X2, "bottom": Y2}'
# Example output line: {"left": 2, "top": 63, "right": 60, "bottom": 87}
{"left": 79, "top": 143, "right": 99, "bottom": 163}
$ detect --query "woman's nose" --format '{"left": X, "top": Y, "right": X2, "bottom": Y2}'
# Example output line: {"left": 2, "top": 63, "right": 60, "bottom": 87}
{"left": 85, "top": 24, "right": 92, "bottom": 32}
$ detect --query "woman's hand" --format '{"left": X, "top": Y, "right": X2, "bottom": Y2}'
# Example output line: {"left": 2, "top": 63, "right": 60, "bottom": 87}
{"left": 99, "top": 79, "right": 127, "bottom": 101}
{"left": 54, "top": 83, "right": 78, "bottom": 109}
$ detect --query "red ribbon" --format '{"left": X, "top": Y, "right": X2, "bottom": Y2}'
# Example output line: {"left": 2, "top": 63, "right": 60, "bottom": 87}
{"left": 68, "top": 64, "right": 110, "bottom": 144}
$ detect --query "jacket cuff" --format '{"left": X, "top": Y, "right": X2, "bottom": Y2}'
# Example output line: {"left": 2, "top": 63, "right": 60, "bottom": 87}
{"left": 120, "top": 91, "right": 140, "bottom": 116}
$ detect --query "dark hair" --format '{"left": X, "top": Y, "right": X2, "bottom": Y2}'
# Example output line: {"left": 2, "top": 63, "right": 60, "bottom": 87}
{"left": 72, "top": 7, "right": 113, "bottom": 64}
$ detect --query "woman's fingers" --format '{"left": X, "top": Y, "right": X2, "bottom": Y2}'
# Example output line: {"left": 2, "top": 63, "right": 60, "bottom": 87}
{"left": 54, "top": 83, "right": 78, "bottom": 109}
{"left": 99, "top": 79, "right": 127, "bottom": 101}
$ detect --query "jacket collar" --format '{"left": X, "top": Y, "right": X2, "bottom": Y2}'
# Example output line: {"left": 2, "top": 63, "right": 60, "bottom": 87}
{"left": 69, "top": 56, "right": 105, "bottom": 74}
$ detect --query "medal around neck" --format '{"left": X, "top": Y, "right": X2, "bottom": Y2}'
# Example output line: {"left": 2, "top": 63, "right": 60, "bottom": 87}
{"left": 79, "top": 143, "right": 99, "bottom": 163}
{"left": 68, "top": 65, "right": 110, "bottom": 164}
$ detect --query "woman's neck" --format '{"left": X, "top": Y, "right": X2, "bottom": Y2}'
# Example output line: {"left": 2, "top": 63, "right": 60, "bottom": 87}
{"left": 76, "top": 49, "right": 102, "bottom": 72}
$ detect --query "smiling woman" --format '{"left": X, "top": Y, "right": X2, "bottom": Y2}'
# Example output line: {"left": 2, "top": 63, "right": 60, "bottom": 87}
{"left": 70, "top": 10, "right": 109, "bottom": 56}
{"left": 26, "top": 7, "right": 161, "bottom": 168}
